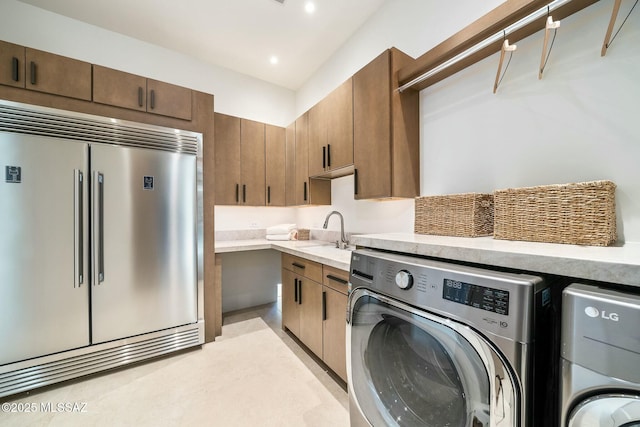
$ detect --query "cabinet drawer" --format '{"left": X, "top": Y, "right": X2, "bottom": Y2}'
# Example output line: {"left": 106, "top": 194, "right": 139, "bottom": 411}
{"left": 281, "top": 253, "right": 322, "bottom": 283}
{"left": 323, "top": 265, "right": 349, "bottom": 295}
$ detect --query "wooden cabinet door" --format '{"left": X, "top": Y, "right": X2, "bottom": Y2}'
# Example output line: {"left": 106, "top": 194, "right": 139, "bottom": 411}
{"left": 25, "top": 48, "right": 91, "bottom": 100}
{"left": 308, "top": 98, "right": 327, "bottom": 177}
{"left": 353, "top": 50, "right": 392, "bottom": 199}
{"left": 299, "top": 278, "right": 323, "bottom": 357}
{"left": 285, "top": 122, "right": 296, "bottom": 206}
{"left": 147, "top": 79, "right": 192, "bottom": 120}
{"left": 323, "top": 286, "right": 348, "bottom": 382}
{"left": 214, "top": 113, "right": 241, "bottom": 205}
{"left": 281, "top": 269, "right": 300, "bottom": 337}
{"left": 326, "top": 78, "right": 353, "bottom": 172}
{"left": 0, "top": 41, "right": 25, "bottom": 88}
{"left": 240, "top": 119, "right": 265, "bottom": 206}
{"left": 294, "top": 112, "right": 309, "bottom": 206}
{"left": 93, "top": 65, "right": 147, "bottom": 112}
{"left": 265, "top": 124, "right": 286, "bottom": 206}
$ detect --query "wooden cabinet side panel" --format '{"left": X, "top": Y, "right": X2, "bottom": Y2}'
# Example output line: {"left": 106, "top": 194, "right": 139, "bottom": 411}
{"left": 327, "top": 77, "right": 354, "bottom": 171}
{"left": 285, "top": 123, "right": 297, "bottom": 206}
{"left": 93, "top": 65, "right": 147, "bottom": 112}
{"left": 214, "top": 113, "right": 241, "bottom": 205}
{"left": 353, "top": 50, "right": 392, "bottom": 199}
{"left": 299, "top": 279, "right": 323, "bottom": 357}
{"left": 0, "top": 41, "right": 25, "bottom": 88}
{"left": 147, "top": 79, "right": 192, "bottom": 120}
{"left": 25, "top": 48, "right": 92, "bottom": 100}
{"left": 240, "top": 118, "right": 266, "bottom": 206}
{"left": 294, "top": 112, "right": 309, "bottom": 206}
{"left": 323, "top": 287, "right": 348, "bottom": 382}
{"left": 390, "top": 49, "right": 420, "bottom": 198}
{"left": 265, "top": 124, "right": 286, "bottom": 206}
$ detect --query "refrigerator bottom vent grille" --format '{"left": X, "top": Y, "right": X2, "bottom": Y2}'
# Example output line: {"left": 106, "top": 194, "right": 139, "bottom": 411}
{"left": 0, "top": 327, "right": 201, "bottom": 398}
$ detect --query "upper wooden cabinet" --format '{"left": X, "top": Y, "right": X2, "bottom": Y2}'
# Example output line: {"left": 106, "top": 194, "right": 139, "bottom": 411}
{"left": 308, "top": 78, "right": 353, "bottom": 178}
{"left": 214, "top": 113, "right": 266, "bottom": 206}
{"left": 353, "top": 48, "right": 419, "bottom": 199}
{"left": 240, "top": 118, "right": 266, "bottom": 206}
{"left": 0, "top": 41, "right": 25, "bottom": 88}
{"left": 214, "top": 113, "right": 242, "bottom": 205}
{"left": 265, "top": 124, "right": 286, "bottom": 206}
{"left": 285, "top": 122, "right": 297, "bottom": 206}
{"left": 292, "top": 112, "right": 331, "bottom": 206}
{"left": 93, "top": 65, "right": 192, "bottom": 120}
{"left": 12, "top": 48, "right": 92, "bottom": 100}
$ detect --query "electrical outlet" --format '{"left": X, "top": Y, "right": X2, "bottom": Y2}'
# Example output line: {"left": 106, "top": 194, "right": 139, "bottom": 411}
{"left": 250, "top": 222, "right": 259, "bottom": 228}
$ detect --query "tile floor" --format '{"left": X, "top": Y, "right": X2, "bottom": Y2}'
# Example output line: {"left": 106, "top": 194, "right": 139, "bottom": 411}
{"left": 0, "top": 297, "right": 349, "bottom": 426}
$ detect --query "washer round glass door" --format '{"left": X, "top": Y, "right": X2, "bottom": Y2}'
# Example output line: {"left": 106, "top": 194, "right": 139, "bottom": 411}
{"left": 348, "top": 289, "right": 514, "bottom": 427}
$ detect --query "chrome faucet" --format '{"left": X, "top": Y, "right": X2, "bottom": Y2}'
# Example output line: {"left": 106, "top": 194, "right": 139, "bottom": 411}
{"left": 323, "top": 210, "right": 349, "bottom": 249}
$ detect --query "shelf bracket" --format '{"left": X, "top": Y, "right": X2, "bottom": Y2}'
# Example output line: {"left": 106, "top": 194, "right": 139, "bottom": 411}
{"left": 602, "top": 0, "right": 638, "bottom": 56}
{"left": 493, "top": 39, "right": 517, "bottom": 94}
{"left": 539, "top": 16, "right": 561, "bottom": 79}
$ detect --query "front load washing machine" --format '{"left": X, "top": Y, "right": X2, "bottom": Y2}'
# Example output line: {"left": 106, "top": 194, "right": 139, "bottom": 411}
{"left": 560, "top": 283, "right": 640, "bottom": 427}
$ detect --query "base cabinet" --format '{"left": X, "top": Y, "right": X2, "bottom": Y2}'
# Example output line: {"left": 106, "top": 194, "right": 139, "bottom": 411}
{"left": 322, "top": 266, "right": 349, "bottom": 382}
{"left": 282, "top": 254, "right": 348, "bottom": 382}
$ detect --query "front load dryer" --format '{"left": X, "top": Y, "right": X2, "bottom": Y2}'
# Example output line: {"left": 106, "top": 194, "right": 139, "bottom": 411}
{"left": 560, "top": 283, "right": 640, "bottom": 427}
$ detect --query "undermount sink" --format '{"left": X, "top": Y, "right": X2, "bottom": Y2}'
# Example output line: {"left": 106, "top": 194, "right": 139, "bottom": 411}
{"left": 300, "top": 244, "right": 354, "bottom": 263}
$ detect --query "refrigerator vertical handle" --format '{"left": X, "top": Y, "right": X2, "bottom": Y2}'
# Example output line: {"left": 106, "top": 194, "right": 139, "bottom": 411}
{"left": 74, "top": 170, "right": 84, "bottom": 287}
{"left": 95, "top": 172, "right": 105, "bottom": 284}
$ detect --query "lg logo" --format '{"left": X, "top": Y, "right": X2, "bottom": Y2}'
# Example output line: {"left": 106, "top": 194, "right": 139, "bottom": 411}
{"left": 585, "top": 306, "right": 619, "bottom": 322}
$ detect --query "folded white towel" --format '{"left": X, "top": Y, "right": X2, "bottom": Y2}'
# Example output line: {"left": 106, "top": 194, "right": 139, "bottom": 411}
{"left": 266, "top": 232, "right": 296, "bottom": 241}
{"left": 266, "top": 223, "right": 297, "bottom": 235}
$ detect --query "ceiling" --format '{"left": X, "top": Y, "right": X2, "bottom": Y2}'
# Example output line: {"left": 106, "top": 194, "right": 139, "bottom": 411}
{"left": 18, "top": 0, "right": 388, "bottom": 90}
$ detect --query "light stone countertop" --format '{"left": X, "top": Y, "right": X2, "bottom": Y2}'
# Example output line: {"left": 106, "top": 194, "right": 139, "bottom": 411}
{"left": 351, "top": 233, "right": 640, "bottom": 287}
{"left": 215, "top": 239, "right": 353, "bottom": 272}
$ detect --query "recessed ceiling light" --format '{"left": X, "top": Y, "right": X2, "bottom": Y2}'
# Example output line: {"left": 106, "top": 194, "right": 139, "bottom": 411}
{"left": 305, "top": 2, "right": 315, "bottom": 14}
{"left": 270, "top": 56, "right": 279, "bottom": 65}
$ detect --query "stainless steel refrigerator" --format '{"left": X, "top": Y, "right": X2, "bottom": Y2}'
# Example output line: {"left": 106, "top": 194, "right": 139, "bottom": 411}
{"left": 0, "top": 101, "right": 203, "bottom": 394}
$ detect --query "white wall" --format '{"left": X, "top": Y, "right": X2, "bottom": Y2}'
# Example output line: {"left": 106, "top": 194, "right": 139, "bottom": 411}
{"left": 0, "top": 0, "right": 295, "bottom": 126}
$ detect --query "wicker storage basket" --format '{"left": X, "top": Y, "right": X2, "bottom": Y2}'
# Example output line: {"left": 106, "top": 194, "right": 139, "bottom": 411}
{"left": 493, "top": 180, "right": 617, "bottom": 246}
{"left": 297, "top": 229, "right": 310, "bottom": 240}
{"left": 414, "top": 193, "right": 494, "bottom": 237}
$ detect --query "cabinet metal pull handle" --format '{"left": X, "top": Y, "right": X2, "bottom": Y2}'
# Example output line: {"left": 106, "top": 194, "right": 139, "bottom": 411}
{"left": 298, "top": 279, "right": 302, "bottom": 305}
{"left": 150, "top": 89, "right": 155, "bottom": 109}
{"left": 95, "top": 172, "right": 105, "bottom": 284}
{"left": 138, "top": 87, "right": 144, "bottom": 107}
{"left": 322, "top": 291, "right": 327, "bottom": 321}
{"left": 303, "top": 181, "right": 308, "bottom": 202}
{"left": 235, "top": 183, "right": 239, "bottom": 203}
{"left": 327, "top": 144, "right": 331, "bottom": 168}
{"left": 30, "top": 61, "right": 36, "bottom": 85}
{"left": 294, "top": 278, "right": 298, "bottom": 303}
{"left": 326, "top": 274, "right": 348, "bottom": 285}
{"left": 354, "top": 169, "right": 359, "bottom": 195}
{"left": 267, "top": 186, "right": 271, "bottom": 204}
{"left": 322, "top": 146, "right": 326, "bottom": 169}
{"left": 292, "top": 262, "right": 305, "bottom": 269}
{"left": 74, "top": 170, "right": 84, "bottom": 287}
{"left": 11, "top": 57, "right": 19, "bottom": 82}
{"left": 242, "top": 184, "right": 246, "bottom": 203}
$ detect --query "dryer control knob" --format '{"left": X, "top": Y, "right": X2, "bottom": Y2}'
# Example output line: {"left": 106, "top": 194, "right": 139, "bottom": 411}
{"left": 395, "top": 270, "right": 413, "bottom": 290}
